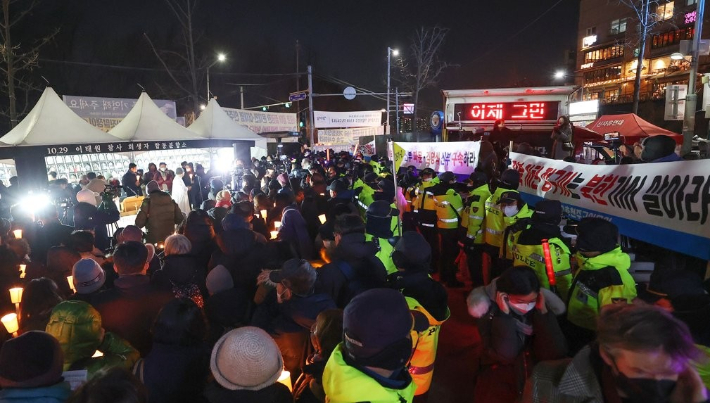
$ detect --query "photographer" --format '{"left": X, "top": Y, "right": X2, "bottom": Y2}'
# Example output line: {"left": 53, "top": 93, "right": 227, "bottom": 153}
{"left": 73, "top": 189, "right": 120, "bottom": 252}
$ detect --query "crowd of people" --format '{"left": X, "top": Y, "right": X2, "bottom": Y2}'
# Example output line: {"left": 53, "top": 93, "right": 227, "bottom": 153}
{"left": 0, "top": 141, "right": 706, "bottom": 403}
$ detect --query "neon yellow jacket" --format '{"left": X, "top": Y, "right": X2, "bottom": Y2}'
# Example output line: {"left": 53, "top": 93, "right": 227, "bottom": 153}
{"left": 415, "top": 179, "right": 440, "bottom": 227}
{"left": 406, "top": 297, "right": 450, "bottom": 395}
{"left": 433, "top": 189, "right": 463, "bottom": 230}
{"left": 483, "top": 188, "right": 512, "bottom": 248}
{"left": 512, "top": 238, "right": 572, "bottom": 301}
{"left": 461, "top": 184, "right": 491, "bottom": 245}
{"left": 567, "top": 247, "right": 636, "bottom": 330}
{"left": 366, "top": 235, "right": 397, "bottom": 275}
{"left": 323, "top": 344, "right": 416, "bottom": 403}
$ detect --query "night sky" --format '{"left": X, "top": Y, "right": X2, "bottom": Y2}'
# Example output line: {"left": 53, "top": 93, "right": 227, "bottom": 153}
{"left": 9, "top": 0, "right": 579, "bottom": 122}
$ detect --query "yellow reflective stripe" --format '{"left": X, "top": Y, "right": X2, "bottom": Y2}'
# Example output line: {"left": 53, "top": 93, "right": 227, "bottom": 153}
{"left": 421, "top": 223, "right": 435, "bottom": 227}
{"left": 469, "top": 215, "right": 484, "bottom": 220}
{"left": 486, "top": 228, "right": 502, "bottom": 234}
{"left": 439, "top": 218, "right": 458, "bottom": 223}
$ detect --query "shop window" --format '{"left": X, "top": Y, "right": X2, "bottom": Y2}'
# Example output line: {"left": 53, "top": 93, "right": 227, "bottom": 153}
{"left": 651, "top": 27, "right": 694, "bottom": 49}
{"left": 583, "top": 44, "right": 625, "bottom": 63}
{"left": 610, "top": 19, "right": 627, "bottom": 35}
{"left": 586, "top": 26, "right": 596, "bottom": 36}
{"left": 583, "top": 66, "right": 622, "bottom": 84}
{"left": 655, "top": 2, "right": 674, "bottom": 21}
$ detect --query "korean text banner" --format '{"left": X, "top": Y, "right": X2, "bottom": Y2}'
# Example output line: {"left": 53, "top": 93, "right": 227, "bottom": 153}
{"left": 317, "top": 127, "right": 383, "bottom": 145}
{"left": 510, "top": 152, "right": 710, "bottom": 261}
{"left": 222, "top": 108, "right": 298, "bottom": 134}
{"left": 313, "top": 110, "right": 383, "bottom": 129}
{"left": 392, "top": 141, "right": 481, "bottom": 175}
{"left": 63, "top": 96, "right": 177, "bottom": 132}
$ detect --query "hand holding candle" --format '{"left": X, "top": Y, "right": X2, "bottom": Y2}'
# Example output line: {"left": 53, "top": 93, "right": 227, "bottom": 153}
{"left": 260, "top": 210, "right": 268, "bottom": 220}
{"left": 270, "top": 231, "right": 279, "bottom": 240}
{"left": 18, "top": 264, "right": 26, "bottom": 279}
{"left": 12, "top": 229, "right": 22, "bottom": 239}
{"left": 1, "top": 313, "right": 18, "bottom": 337}
{"left": 67, "top": 276, "right": 76, "bottom": 293}
{"left": 318, "top": 214, "right": 327, "bottom": 224}
{"left": 273, "top": 221, "right": 281, "bottom": 229}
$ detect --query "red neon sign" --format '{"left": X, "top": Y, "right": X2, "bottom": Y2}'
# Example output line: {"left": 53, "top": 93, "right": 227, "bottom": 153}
{"left": 454, "top": 101, "right": 559, "bottom": 122}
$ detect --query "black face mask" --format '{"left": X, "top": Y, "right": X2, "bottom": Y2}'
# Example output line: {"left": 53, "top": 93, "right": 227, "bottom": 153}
{"left": 611, "top": 359, "right": 677, "bottom": 403}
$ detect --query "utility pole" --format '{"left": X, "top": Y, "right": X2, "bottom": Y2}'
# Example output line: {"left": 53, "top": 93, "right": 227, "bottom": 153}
{"left": 682, "top": 0, "right": 705, "bottom": 155}
{"left": 240, "top": 86, "right": 244, "bottom": 109}
{"left": 308, "top": 65, "right": 315, "bottom": 146}
{"left": 395, "top": 87, "right": 400, "bottom": 136}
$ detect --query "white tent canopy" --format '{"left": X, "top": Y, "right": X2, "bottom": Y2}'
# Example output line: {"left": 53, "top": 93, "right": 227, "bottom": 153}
{"left": 110, "top": 92, "right": 205, "bottom": 141}
{"left": 188, "top": 98, "right": 267, "bottom": 150}
{"left": 0, "top": 87, "right": 122, "bottom": 146}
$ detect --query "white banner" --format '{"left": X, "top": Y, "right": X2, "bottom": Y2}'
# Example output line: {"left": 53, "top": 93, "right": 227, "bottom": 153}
{"left": 357, "top": 140, "right": 376, "bottom": 156}
{"left": 222, "top": 108, "right": 298, "bottom": 134}
{"left": 313, "top": 110, "right": 383, "bottom": 128}
{"left": 317, "top": 126, "right": 383, "bottom": 145}
{"left": 392, "top": 141, "right": 481, "bottom": 175}
{"left": 510, "top": 152, "right": 710, "bottom": 261}
{"left": 63, "top": 95, "right": 176, "bottom": 132}
{"left": 311, "top": 144, "right": 353, "bottom": 154}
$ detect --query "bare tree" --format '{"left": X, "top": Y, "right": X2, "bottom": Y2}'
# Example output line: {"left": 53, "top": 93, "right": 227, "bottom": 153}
{"left": 618, "top": 0, "right": 663, "bottom": 113}
{"left": 145, "top": 0, "right": 208, "bottom": 116}
{"left": 0, "top": 0, "right": 58, "bottom": 127}
{"left": 397, "top": 26, "right": 454, "bottom": 134}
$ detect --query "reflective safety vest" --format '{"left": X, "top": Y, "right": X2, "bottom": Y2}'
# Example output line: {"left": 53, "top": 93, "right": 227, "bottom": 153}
{"left": 323, "top": 344, "right": 417, "bottom": 403}
{"left": 483, "top": 189, "right": 533, "bottom": 248}
{"left": 356, "top": 184, "right": 376, "bottom": 217}
{"left": 404, "top": 185, "right": 417, "bottom": 213}
{"left": 433, "top": 189, "right": 463, "bottom": 230}
{"left": 567, "top": 247, "right": 636, "bottom": 331}
{"left": 365, "top": 235, "right": 397, "bottom": 275}
{"left": 406, "top": 296, "right": 450, "bottom": 396}
{"left": 415, "top": 179, "right": 439, "bottom": 227}
{"left": 461, "top": 184, "right": 492, "bottom": 245}
{"left": 512, "top": 238, "right": 572, "bottom": 301}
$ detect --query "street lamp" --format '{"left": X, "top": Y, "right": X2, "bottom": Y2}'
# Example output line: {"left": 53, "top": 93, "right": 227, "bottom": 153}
{"left": 206, "top": 53, "right": 227, "bottom": 101}
{"left": 387, "top": 47, "right": 399, "bottom": 135}
{"left": 554, "top": 70, "right": 566, "bottom": 79}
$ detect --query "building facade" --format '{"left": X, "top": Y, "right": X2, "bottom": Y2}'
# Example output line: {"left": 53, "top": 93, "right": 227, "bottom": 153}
{"left": 576, "top": 0, "right": 706, "bottom": 105}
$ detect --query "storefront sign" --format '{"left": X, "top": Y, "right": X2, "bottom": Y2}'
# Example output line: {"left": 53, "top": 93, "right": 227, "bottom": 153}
{"left": 313, "top": 110, "right": 383, "bottom": 129}
{"left": 63, "top": 96, "right": 177, "bottom": 132}
{"left": 454, "top": 101, "right": 559, "bottom": 122}
{"left": 391, "top": 141, "right": 481, "bottom": 175}
{"left": 569, "top": 100, "right": 599, "bottom": 116}
{"left": 510, "top": 152, "right": 710, "bottom": 260}
{"left": 221, "top": 108, "right": 298, "bottom": 134}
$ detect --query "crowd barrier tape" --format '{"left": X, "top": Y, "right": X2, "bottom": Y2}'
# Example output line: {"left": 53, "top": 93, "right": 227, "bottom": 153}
{"left": 510, "top": 152, "right": 710, "bottom": 261}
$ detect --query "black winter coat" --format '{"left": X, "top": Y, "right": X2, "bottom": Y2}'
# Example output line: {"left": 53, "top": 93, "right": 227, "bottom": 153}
{"left": 203, "top": 382, "right": 292, "bottom": 403}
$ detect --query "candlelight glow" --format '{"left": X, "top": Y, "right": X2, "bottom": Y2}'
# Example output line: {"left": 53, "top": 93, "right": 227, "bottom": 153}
{"left": 1, "top": 313, "right": 18, "bottom": 335}
{"left": 277, "top": 370, "right": 292, "bottom": 391}
{"left": 260, "top": 210, "right": 268, "bottom": 220}
{"left": 9, "top": 288, "right": 22, "bottom": 304}
{"left": 19, "top": 264, "right": 26, "bottom": 279}
{"left": 12, "top": 229, "right": 22, "bottom": 239}
{"left": 270, "top": 231, "right": 279, "bottom": 240}
{"left": 67, "top": 276, "right": 76, "bottom": 292}
{"left": 274, "top": 221, "right": 281, "bottom": 229}
{"left": 318, "top": 214, "right": 327, "bottom": 224}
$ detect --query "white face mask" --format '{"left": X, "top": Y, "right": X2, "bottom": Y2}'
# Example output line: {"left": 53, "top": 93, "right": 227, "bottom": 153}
{"left": 509, "top": 301, "right": 536, "bottom": 314}
{"left": 503, "top": 205, "right": 519, "bottom": 217}
{"left": 422, "top": 177, "right": 432, "bottom": 182}
{"left": 160, "top": 167, "right": 166, "bottom": 172}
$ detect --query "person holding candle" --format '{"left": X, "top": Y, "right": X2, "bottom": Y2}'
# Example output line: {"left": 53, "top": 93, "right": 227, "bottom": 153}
{"left": 273, "top": 193, "right": 313, "bottom": 260}
{"left": 68, "top": 259, "right": 107, "bottom": 304}
{"left": 18, "top": 278, "right": 63, "bottom": 334}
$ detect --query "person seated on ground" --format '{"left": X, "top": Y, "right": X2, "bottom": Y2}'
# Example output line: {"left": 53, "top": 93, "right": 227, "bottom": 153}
{"left": 638, "top": 268, "right": 710, "bottom": 347}
{"left": 293, "top": 309, "right": 343, "bottom": 403}
{"left": 151, "top": 234, "right": 206, "bottom": 307}
{"left": 69, "top": 259, "right": 107, "bottom": 304}
{"left": 523, "top": 303, "right": 709, "bottom": 403}
{"left": 91, "top": 241, "right": 175, "bottom": 357}
{"left": 69, "top": 230, "right": 105, "bottom": 266}
{"left": 205, "top": 327, "right": 292, "bottom": 403}
{"left": 509, "top": 199, "right": 573, "bottom": 300}
{"left": 0, "top": 331, "right": 71, "bottom": 403}
{"left": 133, "top": 298, "right": 210, "bottom": 403}
{"left": 388, "top": 231, "right": 449, "bottom": 396}
{"left": 315, "top": 214, "right": 388, "bottom": 308}
{"left": 639, "top": 134, "right": 683, "bottom": 163}
{"left": 254, "top": 259, "right": 336, "bottom": 374}
{"left": 467, "top": 266, "right": 568, "bottom": 403}
{"left": 203, "top": 265, "right": 251, "bottom": 346}
{"left": 45, "top": 300, "right": 139, "bottom": 378}
{"left": 322, "top": 288, "right": 429, "bottom": 403}
{"left": 46, "top": 246, "right": 81, "bottom": 299}
{"left": 565, "top": 218, "right": 637, "bottom": 353}
{"left": 180, "top": 210, "right": 217, "bottom": 270}
{"left": 274, "top": 192, "right": 313, "bottom": 260}
{"left": 229, "top": 201, "right": 268, "bottom": 242}
{"left": 67, "top": 367, "right": 147, "bottom": 403}
{"left": 18, "top": 278, "right": 63, "bottom": 334}
{"left": 135, "top": 181, "right": 185, "bottom": 245}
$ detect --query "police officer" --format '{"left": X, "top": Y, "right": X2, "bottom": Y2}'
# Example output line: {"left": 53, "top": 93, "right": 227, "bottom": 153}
{"left": 432, "top": 171, "right": 464, "bottom": 287}
{"left": 483, "top": 169, "right": 522, "bottom": 277}
{"left": 509, "top": 200, "right": 573, "bottom": 300}
{"left": 365, "top": 200, "right": 400, "bottom": 275}
{"left": 460, "top": 171, "right": 491, "bottom": 287}
{"left": 414, "top": 168, "right": 439, "bottom": 273}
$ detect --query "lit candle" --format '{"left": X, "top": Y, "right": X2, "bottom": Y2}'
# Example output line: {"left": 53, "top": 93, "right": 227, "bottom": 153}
{"left": 12, "top": 229, "right": 21, "bottom": 239}
{"left": 270, "top": 231, "right": 279, "bottom": 240}
{"left": 273, "top": 221, "right": 281, "bottom": 229}
{"left": 18, "top": 264, "right": 25, "bottom": 279}
{"left": 157, "top": 242, "right": 164, "bottom": 250}
{"left": 318, "top": 214, "right": 327, "bottom": 224}
{"left": 91, "top": 350, "right": 104, "bottom": 358}
{"left": 8, "top": 288, "right": 22, "bottom": 305}
{"left": 67, "top": 276, "right": 76, "bottom": 293}
{"left": 277, "top": 370, "right": 292, "bottom": 392}
{"left": 260, "top": 210, "right": 268, "bottom": 220}
{"left": 1, "top": 313, "right": 18, "bottom": 337}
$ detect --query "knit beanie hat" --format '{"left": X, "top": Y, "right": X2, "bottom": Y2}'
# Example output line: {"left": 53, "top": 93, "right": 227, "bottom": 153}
{"left": 146, "top": 180, "right": 160, "bottom": 194}
{"left": 206, "top": 265, "right": 234, "bottom": 296}
{"left": 210, "top": 327, "right": 284, "bottom": 391}
{"left": 72, "top": 258, "right": 106, "bottom": 294}
{"left": 0, "top": 331, "right": 64, "bottom": 388}
{"left": 76, "top": 189, "right": 97, "bottom": 207}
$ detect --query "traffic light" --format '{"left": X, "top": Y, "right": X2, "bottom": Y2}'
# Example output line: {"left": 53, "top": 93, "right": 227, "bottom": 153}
{"left": 262, "top": 106, "right": 268, "bottom": 112}
{"left": 285, "top": 102, "right": 291, "bottom": 108}
{"left": 299, "top": 111, "right": 306, "bottom": 128}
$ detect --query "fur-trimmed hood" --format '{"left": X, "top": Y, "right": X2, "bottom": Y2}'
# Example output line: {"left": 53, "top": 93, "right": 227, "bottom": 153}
{"left": 466, "top": 279, "right": 567, "bottom": 318}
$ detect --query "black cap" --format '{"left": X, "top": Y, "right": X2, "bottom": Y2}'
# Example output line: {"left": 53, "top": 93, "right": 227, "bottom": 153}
{"left": 367, "top": 200, "right": 398, "bottom": 218}
{"left": 364, "top": 172, "right": 379, "bottom": 185}
{"left": 468, "top": 171, "right": 488, "bottom": 184}
{"left": 394, "top": 232, "right": 432, "bottom": 272}
{"left": 269, "top": 258, "right": 317, "bottom": 295}
{"left": 499, "top": 169, "right": 520, "bottom": 189}
{"left": 532, "top": 200, "right": 562, "bottom": 225}
{"left": 644, "top": 269, "right": 707, "bottom": 300}
{"left": 327, "top": 179, "right": 348, "bottom": 192}
{"left": 499, "top": 191, "right": 523, "bottom": 205}
{"left": 420, "top": 168, "right": 436, "bottom": 177}
{"left": 377, "top": 179, "right": 395, "bottom": 193}
{"left": 575, "top": 218, "right": 618, "bottom": 254}
{"left": 439, "top": 171, "right": 456, "bottom": 183}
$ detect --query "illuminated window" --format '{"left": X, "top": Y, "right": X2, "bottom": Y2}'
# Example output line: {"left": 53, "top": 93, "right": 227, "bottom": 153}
{"left": 687, "top": 0, "right": 697, "bottom": 5}
{"left": 651, "top": 27, "right": 694, "bottom": 49}
{"left": 583, "top": 44, "right": 624, "bottom": 63}
{"left": 656, "top": 2, "right": 674, "bottom": 21}
{"left": 586, "top": 27, "right": 596, "bottom": 36}
{"left": 610, "top": 19, "right": 627, "bottom": 34}
{"left": 583, "top": 66, "right": 622, "bottom": 84}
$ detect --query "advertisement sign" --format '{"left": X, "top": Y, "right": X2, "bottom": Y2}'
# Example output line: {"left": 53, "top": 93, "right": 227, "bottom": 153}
{"left": 510, "top": 152, "right": 710, "bottom": 260}
{"left": 313, "top": 110, "right": 383, "bottom": 129}
{"left": 453, "top": 101, "right": 560, "bottom": 122}
{"left": 391, "top": 141, "right": 481, "bottom": 175}
{"left": 221, "top": 108, "right": 298, "bottom": 134}
{"left": 664, "top": 84, "right": 687, "bottom": 121}
{"left": 63, "top": 95, "right": 177, "bottom": 132}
